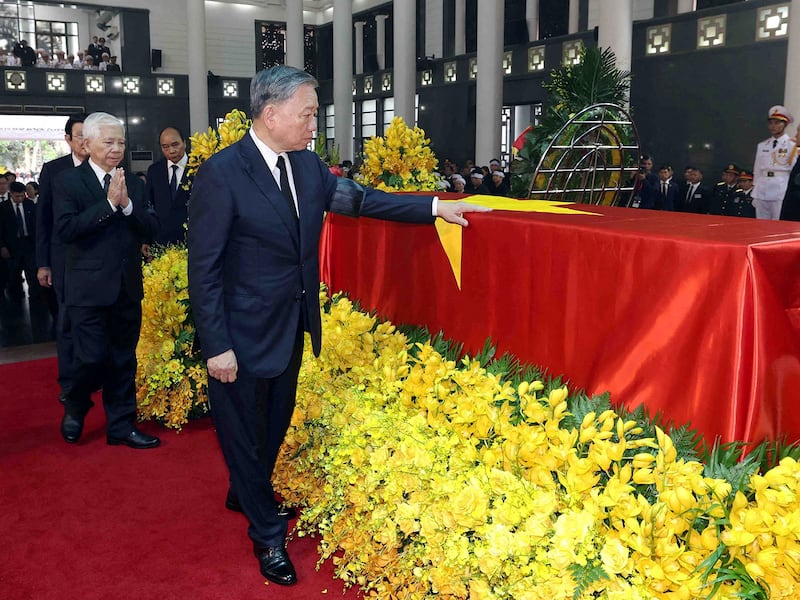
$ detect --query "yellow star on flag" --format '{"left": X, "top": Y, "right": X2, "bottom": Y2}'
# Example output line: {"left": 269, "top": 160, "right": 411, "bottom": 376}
{"left": 435, "top": 195, "right": 601, "bottom": 289}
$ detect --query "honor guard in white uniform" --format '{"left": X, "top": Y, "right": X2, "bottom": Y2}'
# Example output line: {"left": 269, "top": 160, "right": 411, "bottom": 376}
{"left": 752, "top": 105, "right": 798, "bottom": 219}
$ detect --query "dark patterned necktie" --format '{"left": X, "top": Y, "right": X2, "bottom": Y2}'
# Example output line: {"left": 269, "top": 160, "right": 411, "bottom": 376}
{"left": 276, "top": 156, "right": 297, "bottom": 219}
{"left": 170, "top": 164, "right": 179, "bottom": 199}
{"left": 16, "top": 203, "right": 25, "bottom": 237}
{"left": 103, "top": 173, "right": 111, "bottom": 195}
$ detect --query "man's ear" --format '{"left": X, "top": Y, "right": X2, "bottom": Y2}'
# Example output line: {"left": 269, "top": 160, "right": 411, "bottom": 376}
{"left": 261, "top": 104, "right": 275, "bottom": 128}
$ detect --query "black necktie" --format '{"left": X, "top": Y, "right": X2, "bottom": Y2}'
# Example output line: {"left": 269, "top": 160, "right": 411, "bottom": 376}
{"left": 662, "top": 183, "right": 667, "bottom": 196}
{"left": 15, "top": 203, "right": 25, "bottom": 237}
{"left": 170, "top": 164, "right": 179, "bottom": 199}
{"left": 686, "top": 184, "right": 693, "bottom": 202}
{"left": 773, "top": 139, "right": 778, "bottom": 149}
{"left": 276, "top": 156, "right": 297, "bottom": 219}
{"left": 103, "top": 173, "right": 112, "bottom": 195}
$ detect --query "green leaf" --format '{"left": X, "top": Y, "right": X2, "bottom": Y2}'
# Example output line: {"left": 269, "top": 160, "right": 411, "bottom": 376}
{"left": 568, "top": 561, "right": 609, "bottom": 600}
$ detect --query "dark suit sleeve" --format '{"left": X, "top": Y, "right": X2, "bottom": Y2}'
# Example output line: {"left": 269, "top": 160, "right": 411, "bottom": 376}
{"left": 313, "top": 154, "right": 436, "bottom": 224}
{"left": 187, "top": 158, "right": 235, "bottom": 360}
{"left": 36, "top": 160, "right": 55, "bottom": 268}
{"left": 142, "top": 164, "right": 158, "bottom": 244}
{"left": 54, "top": 175, "right": 118, "bottom": 244}
{"left": 125, "top": 177, "right": 158, "bottom": 240}
{"left": 0, "top": 203, "right": 12, "bottom": 251}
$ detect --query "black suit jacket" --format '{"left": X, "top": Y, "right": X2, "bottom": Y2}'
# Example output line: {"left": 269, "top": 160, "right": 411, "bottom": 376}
{"left": 144, "top": 158, "right": 190, "bottom": 246}
{"left": 678, "top": 182, "right": 713, "bottom": 214}
{"left": 187, "top": 134, "right": 436, "bottom": 378}
{"left": 0, "top": 199, "right": 36, "bottom": 257}
{"left": 36, "top": 153, "right": 80, "bottom": 298}
{"left": 54, "top": 161, "right": 157, "bottom": 307}
{"left": 654, "top": 180, "right": 679, "bottom": 211}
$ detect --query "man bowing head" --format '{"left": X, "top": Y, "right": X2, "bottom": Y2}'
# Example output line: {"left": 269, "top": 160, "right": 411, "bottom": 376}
{"left": 187, "top": 65, "right": 488, "bottom": 585}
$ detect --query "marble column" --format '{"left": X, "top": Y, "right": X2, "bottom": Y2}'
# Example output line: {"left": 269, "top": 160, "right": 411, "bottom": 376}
{"left": 475, "top": 0, "right": 503, "bottom": 165}
{"left": 425, "top": 0, "right": 443, "bottom": 59}
{"left": 394, "top": 0, "right": 416, "bottom": 125}
{"left": 526, "top": 0, "right": 540, "bottom": 41}
{"left": 596, "top": 0, "right": 632, "bottom": 78}
{"left": 186, "top": 0, "right": 208, "bottom": 135}
{"left": 376, "top": 14, "right": 388, "bottom": 69}
{"left": 569, "top": 0, "right": 580, "bottom": 34}
{"left": 454, "top": 0, "right": 466, "bottom": 55}
{"left": 354, "top": 21, "right": 365, "bottom": 75}
{"left": 785, "top": 0, "right": 800, "bottom": 121}
{"left": 333, "top": 0, "right": 353, "bottom": 161}
{"left": 285, "top": 0, "right": 304, "bottom": 69}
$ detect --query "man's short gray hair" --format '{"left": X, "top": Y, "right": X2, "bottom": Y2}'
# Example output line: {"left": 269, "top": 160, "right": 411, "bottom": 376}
{"left": 83, "top": 112, "right": 125, "bottom": 140}
{"left": 250, "top": 65, "right": 318, "bottom": 118}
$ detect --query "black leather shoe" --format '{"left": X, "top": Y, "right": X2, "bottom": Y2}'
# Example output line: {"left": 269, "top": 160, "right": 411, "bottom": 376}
{"left": 107, "top": 428, "right": 160, "bottom": 449}
{"left": 61, "top": 412, "right": 84, "bottom": 443}
{"left": 225, "top": 490, "right": 297, "bottom": 519}
{"left": 255, "top": 546, "right": 296, "bottom": 585}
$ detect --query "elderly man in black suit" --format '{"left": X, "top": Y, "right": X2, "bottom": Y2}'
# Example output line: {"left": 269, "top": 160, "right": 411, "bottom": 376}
{"left": 143, "top": 126, "right": 190, "bottom": 253}
{"left": 54, "top": 112, "right": 160, "bottom": 449}
{"left": 188, "top": 64, "right": 489, "bottom": 586}
{"left": 36, "top": 113, "right": 88, "bottom": 403}
{"left": 0, "top": 181, "right": 39, "bottom": 301}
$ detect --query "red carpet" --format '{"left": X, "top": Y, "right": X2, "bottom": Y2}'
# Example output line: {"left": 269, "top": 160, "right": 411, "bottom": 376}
{"left": 0, "top": 358, "right": 361, "bottom": 600}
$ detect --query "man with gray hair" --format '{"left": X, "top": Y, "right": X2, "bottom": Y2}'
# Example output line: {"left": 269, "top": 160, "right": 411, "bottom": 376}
{"left": 54, "top": 112, "right": 160, "bottom": 450}
{"left": 188, "top": 65, "right": 489, "bottom": 585}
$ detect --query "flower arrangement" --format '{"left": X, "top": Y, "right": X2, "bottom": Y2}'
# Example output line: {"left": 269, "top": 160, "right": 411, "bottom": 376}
{"left": 136, "top": 246, "right": 208, "bottom": 429}
{"left": 137, "top": 258, "right": 800, "bottom": 595}
{"left": 356, "top": 116, "right": 442, "bottom": 191}
{"left": 270, "top": 293, "right": 800, "bottom": 600}
{"left": 183, "top": 108, "right": 251, "bottom": 190}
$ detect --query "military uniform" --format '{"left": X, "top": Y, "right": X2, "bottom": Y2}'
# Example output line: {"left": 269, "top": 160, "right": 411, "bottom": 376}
{"left": 708, "top": 163, "right": 742, "bottom": 216}
{"left": 752, "top": 105, "right": 798, "bottom": 219}
{"left": 729, "top": 170, "right": 756, "bottom": 218}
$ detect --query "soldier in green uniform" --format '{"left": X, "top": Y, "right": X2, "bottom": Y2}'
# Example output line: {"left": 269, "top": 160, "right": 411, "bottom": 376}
{"left": 708, "top": 163, "right": 742, "bottom": 215}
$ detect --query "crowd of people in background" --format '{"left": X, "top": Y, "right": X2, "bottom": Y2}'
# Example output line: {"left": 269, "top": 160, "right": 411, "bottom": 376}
{"left": 1, "top": 36, "right": 120, "bottom": 72}
{"left": 631, "top": 105, "right": 799, "bottom": 220}
{"left": 431, "top": 105, "right": 799, "bottom": 222}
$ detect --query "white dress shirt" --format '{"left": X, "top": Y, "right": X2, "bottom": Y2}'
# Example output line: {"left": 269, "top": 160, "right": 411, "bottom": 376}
{"left": 249, "top": 129, "right": 299, "bottom": 217}
{"left": 167, "top": 154, "right": 188, "bottom": 187}
{"left": 247, "top": 129, "right": 438, "bottom": 217}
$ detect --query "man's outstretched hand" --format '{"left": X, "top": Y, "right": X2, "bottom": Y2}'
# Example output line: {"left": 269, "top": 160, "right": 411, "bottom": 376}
{"left": 436, "top": 200, "right": 492, "bottom": 227}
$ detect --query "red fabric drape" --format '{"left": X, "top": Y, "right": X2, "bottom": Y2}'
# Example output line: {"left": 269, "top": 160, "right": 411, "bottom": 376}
{"left": 320, "top": 198, "right": 800, "bottom": 444}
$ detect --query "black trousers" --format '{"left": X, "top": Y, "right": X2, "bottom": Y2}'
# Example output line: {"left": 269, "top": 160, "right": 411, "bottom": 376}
{"left": 66, "top": 289, "right": 141, "bottom": 438}
{"left": 52, "top": 269, "right": 74, "bottom": 397}
{"left": 5, "top": 237, "right": 39, "bottom": 300}
{"left": 208, "top": 321, "right": 305, "bottom": 549}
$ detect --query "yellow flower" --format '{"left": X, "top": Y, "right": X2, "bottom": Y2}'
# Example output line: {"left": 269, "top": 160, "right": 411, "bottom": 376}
{"left": 356, "top": 117, "right": 442, "bottom": 191}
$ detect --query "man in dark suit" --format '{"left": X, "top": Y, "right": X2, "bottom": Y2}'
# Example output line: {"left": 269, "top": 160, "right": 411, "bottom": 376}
{"left": 654, "top": 165, "right": 678, "bottom": 211}
{"left": 187, "top": 65, "right": 488, "bottom": 586}
{"left": 54, "top": 112, "right": 160, "bottom": 450}
{"left": 630, "top": 154, "right": 660, "bottom": 209}
{"left": 677, "top": 166, "right": 712, "bottom": 213}
{"left": 0, "top": 173, "right": 10, "bottom": 296}
{"left": 143, "top": 126, "right": 190, "bottom": 251}
{"left": 0, "top": 181, "right": 39, "bottom": 301}
{"left": 36, "top": 113, "right": 88, "bottom": 404}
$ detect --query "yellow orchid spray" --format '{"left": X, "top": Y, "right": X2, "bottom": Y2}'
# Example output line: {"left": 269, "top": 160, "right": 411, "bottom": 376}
{"left": 137, "top": 264, "right": 800, "bottom": 597}
{"left": 356, "top": 116, "right": 442, "bottom": 191}
{"left": 183, "top": 109, "right": 251, "bottom": 189}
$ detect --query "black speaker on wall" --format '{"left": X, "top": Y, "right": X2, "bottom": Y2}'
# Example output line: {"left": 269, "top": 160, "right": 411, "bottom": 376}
{"left": 151, "top": 49, "right": 162, "bottom": 70}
